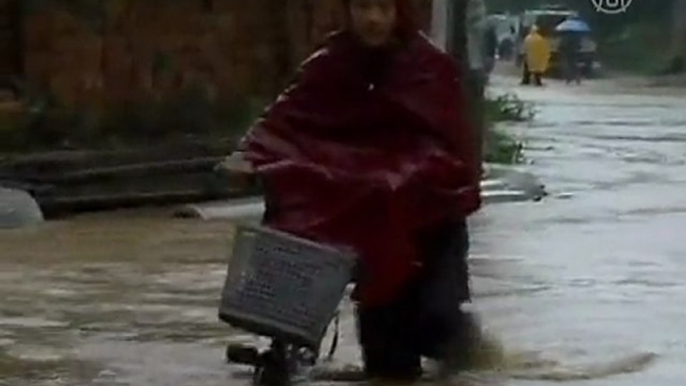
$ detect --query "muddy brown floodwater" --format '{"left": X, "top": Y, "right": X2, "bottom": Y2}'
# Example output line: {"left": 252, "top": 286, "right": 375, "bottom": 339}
{"left": 0, "top": 211, "right": 240, "bottom": 386}
{"left": 1, "top": 75, "right": 686, "bottom": 386}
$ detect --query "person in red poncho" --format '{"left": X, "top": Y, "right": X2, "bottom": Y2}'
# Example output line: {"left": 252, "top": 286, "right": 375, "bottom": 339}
{"left": 221, "top": 0, "right": 482, "bottom": 379}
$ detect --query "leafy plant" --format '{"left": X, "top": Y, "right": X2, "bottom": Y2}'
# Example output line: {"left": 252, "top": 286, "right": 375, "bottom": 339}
{"left": 483, "top": 92, "right": 534, "bottom": 164}
{"left": 0, "top": 85, "right": 265, "bottom": 153}
{"left": 484, "top": 126, "right": 524, "bottom": 165}
{"left": 485, "top": 92, "right": 536, "bottom": 123}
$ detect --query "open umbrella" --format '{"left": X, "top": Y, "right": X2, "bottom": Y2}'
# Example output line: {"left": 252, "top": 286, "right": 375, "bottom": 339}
{"left": 556, "top": 18, "right": 591, "bottom": 33}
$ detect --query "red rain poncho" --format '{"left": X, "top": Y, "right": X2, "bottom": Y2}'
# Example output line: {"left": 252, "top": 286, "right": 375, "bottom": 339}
{"left": 240, "top": 29, "right": 481, "bottom": 307}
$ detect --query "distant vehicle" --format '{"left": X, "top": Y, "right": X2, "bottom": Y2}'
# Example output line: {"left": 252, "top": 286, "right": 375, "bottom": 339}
{"left": 515, "top": 6, "right": 598, "bottom": 76}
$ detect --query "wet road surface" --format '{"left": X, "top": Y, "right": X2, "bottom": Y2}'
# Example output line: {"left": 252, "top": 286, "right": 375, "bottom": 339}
{"left": 1, "top": 77, "right": 685, "bottom": 385}
{"left": 476, "top": 77, "right": 686, "bottom": 385}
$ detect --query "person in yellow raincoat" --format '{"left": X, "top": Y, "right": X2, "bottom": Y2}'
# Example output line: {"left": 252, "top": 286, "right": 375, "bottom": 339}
{"left": 521, "top": 26, "right": 551, "bottom": 86}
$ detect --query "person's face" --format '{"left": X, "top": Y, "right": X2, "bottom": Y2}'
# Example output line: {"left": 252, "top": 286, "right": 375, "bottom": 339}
{"left": 348, "top": 0, "right": 398, "bottom": 48}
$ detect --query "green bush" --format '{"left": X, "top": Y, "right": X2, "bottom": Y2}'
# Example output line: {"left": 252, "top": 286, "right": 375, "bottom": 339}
{"left": 483, "top": 92, "right": 534, "bottom": 164}
{"left": 0, "top": 85, "right": 265, "bottom": 153}
{"left": 485, "top": 92, "right": 536, "bottom": 124}
{"left": 598, "top": 21, "right": 672, "bottom": 74}
{"left": 0, "top": 115, "right": 23, "bottom": 152}
{"left": 484, "top": 126, "right": 524, "bottom": 165}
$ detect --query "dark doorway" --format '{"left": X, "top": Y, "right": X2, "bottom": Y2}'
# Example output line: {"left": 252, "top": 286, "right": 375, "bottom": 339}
{"left": 0, "top": 0, "right": 23, "bottom": 90}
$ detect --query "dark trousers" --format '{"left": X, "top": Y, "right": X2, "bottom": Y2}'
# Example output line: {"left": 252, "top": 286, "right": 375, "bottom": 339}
{"left": 521, "top": 62, "right": 543, "bottom": 86}
{"left": 563, "top": 57, "right": 581, "bottom": 84}
{"left": 356, "top": 220, "right": 473, "bottom": 380}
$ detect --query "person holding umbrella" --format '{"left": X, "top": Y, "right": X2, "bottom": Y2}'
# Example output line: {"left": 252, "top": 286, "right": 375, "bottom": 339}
{"left": 556, "top": 17, "right": 591, "bottom": 85}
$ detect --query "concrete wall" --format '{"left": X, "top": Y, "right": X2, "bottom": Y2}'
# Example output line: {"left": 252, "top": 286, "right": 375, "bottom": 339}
{"left": 431, "top": 0, "right": 449, "bottom": 51}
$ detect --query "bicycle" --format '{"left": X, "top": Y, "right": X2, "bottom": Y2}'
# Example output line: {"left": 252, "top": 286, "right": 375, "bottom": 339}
{"left": 218, "top": 223, "right": 353, "bottom": 386}
{"left": 225, "top": 340, "right": 315, "bottom": 386}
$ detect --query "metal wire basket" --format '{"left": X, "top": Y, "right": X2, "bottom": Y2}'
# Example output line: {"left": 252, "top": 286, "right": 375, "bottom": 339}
{"left": 219, "top": 225, "right": 355, "bottom": 349}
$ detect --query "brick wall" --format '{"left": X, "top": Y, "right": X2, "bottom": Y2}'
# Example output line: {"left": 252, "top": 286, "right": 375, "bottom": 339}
{"left": 21, "top": 0, "right": 430, "bottom": 107}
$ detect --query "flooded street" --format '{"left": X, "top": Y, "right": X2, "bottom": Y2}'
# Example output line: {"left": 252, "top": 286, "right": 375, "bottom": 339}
{"left": 0, "top": 212, "right": 239, "bottom": 386}
{"left": 1, "top": 77, "right": 686, "bottom": 385}
{"left": 475, "top": 77, "right": 686, "bottom": 385}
